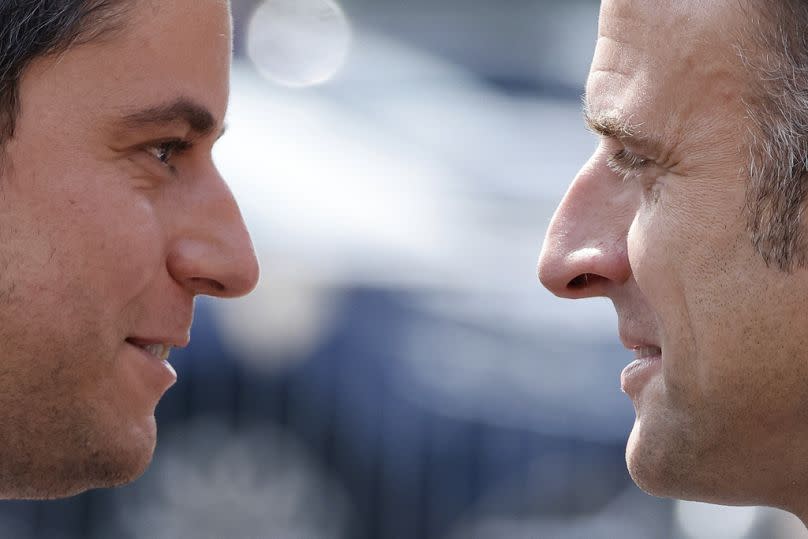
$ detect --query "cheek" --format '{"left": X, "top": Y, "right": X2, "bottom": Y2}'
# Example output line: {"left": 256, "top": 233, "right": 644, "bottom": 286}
{"left": 16, "top": 169, "right": 166, "bottom": 323}
{"left": 627, "top": 177, "right": 767, "bottom": 399}
{"left": 627, "top": 198, "right": 693, "bottom": 335}
{"left": 71, "top": 194, "right": 165, "bottom": 308}
{"left": 627, "top": 207, "right": 698, "bottom": 392}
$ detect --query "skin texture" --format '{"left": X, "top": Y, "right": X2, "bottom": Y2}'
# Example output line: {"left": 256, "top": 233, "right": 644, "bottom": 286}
{"left": 0, "top": 0, "right": 259, "bottom": 498}
{"left": 539, "top": 0, "right": 808, "bottom": 521}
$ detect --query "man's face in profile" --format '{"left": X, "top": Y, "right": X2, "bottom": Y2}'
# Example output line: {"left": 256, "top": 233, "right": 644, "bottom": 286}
{"left": 540, "top": 0, "right": 808, "bottom": 513}
{"left": 0, "top": 0, "right": 258, "bottom": 499}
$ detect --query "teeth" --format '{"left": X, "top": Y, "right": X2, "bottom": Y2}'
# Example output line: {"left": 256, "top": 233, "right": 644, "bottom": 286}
{"left": 144, "top": 344, "right": 172, "bottom": 361}
{"left": 634, "top": 346, "right": 662, "bottom": 360}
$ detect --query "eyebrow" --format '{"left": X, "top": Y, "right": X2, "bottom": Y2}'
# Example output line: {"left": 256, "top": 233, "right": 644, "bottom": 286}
{"left": 120, "top": 97, "right": 224, "bottom": 139}
{"left": 582, "top": 99, "right": 664, "bottom": 157}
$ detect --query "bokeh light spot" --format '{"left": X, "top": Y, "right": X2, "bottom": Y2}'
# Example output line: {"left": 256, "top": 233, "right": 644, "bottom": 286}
{"left": 247, "top": 0, "right": 352, "bottom": 87}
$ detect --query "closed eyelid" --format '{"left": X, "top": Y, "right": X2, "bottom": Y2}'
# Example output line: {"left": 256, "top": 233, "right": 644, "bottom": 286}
{"left": 602, "top": 148, "right": 658, "bottom": 185}
{"left": 607, "top": 149, "right": 651, "bottom": 171}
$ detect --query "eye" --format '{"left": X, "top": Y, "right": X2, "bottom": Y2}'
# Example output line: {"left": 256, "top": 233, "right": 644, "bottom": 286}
{"left": 145, "top": 139, "right": 192, "bottom": 168}
{"left": 605, "top": 147, "right": 664, "bottom": 203}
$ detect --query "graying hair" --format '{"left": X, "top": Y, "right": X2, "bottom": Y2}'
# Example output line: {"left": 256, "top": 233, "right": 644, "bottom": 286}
{"left": 0, "top": 1, "right": 130, "bottom": 144}
{"left": 741, "top": 0, "right": 808, "bottom": 272}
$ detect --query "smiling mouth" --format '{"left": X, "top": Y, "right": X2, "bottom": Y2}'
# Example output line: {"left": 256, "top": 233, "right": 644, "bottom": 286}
{"left": 125, "top": 338, "right": 173, "bottom": 362}
{"left": 621, "top": 345, "right": 663, "bottom": 397}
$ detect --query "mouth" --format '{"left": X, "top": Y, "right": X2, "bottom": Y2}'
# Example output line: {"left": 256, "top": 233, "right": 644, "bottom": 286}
{"left": 124, "top": 336, "right": 178, "bottom": 392}
{"left": 621, "top": 343, "right": 662, "bottom": 398}
{"left": 633, "top": 345, "right": 662, "bottom": 361}
{"left": 125, "top": 338, "right": 173, "bottom": 362}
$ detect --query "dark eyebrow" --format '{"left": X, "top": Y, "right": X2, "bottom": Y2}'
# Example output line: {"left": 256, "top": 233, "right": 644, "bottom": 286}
{"left": 582, "top": 99, "right": 664, "bottom": 157}
{"left": 121, "top": 97, "right": 221, "bottom": 138}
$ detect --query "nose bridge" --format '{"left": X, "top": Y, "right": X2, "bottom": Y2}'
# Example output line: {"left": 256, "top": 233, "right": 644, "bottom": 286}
{"left": 538, "top": 158, "right": 633, "bottom": 298}
{"left": 168, "top": 167, "right": 260, "bottom": 298}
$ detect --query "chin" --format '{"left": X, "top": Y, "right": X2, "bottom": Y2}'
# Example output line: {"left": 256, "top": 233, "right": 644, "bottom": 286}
{"left": 84, "top": 417, "right": 159, "bottom": 490}
{"left": 626, "top": 425, "right": 664, "bottom": 496}
{"left": 625, "top": 414, "right": 739, "bottom": 505}
{"left": 2, "top": 415, "right": 158, "bottom": 500}
{"left": 625, "top": 417, "right": 697, "bottom": 500}
{"left": 39, "top": 443, "right": 154, "bottom": 500}
{"left": 2, "top": 461, "right": 150, "bottom": 500}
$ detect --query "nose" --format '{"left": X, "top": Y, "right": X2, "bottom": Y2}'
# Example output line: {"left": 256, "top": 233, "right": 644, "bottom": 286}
{"left": 537, "top": 156, "right": 634, "bottom": 299}
{"left": 168, "top": 168, "right": 260, "bottom": 298}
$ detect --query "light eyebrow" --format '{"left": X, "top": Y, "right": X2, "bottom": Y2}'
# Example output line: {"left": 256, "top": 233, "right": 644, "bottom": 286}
{"left": 584, "top": 108, "right": 635, "bottom": 139}
{"left": 121, "top": 97, "right": 219, "bottom": 138}
{"left": 582, "top": 98, "right": 664, "bottom": 157}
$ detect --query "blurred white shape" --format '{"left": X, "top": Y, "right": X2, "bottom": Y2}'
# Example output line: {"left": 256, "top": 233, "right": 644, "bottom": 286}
{"left": 247, "top": 0, "right": 352, "bottom": 87}
{"left": 214, "top": 258, "right": 339, "bottom": 370}
{"left": 758, "top": 507, "right": 808, "bottom": 538}
{"left": 214, "top": 33, "right": 624, "bottom": 436}
{"left": 217, "top": 62, "right": 466, "bottom": 289}
{"left": 675, "top": 501, "right": 758, "bottom": 539}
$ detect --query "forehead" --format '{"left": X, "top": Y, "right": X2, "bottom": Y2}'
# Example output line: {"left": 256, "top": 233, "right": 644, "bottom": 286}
{"left": 121, "top": 0, "right": 232, "bottom": 50}
{"left": 16, "top": 0, "right": 232, "bottom": 140}
{"left": 586, "top": 0, "right": 751, "bottom": 159}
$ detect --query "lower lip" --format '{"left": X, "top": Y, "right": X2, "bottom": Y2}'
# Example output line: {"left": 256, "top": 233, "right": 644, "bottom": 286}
{"left": 126, "top": 343, "right": 177, "bottom": 392}
{"left": 620, "top": 354, "right": 662, "bottom": 398}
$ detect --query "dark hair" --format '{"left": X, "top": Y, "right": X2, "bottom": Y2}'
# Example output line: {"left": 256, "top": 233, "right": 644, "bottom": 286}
{"left": 0, "top": 0, "right": 129, "bottom": 142}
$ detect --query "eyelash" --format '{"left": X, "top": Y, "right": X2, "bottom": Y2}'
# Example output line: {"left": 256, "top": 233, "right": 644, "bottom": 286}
{"left": 145, "top": 139, "right": 192, "bottom": 170}
{"left": 606, "top": 148, "right": 652, "bottom": 181}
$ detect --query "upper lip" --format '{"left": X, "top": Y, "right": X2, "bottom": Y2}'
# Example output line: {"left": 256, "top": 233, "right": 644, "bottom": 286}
{"left": 619, "top": 331, "right": 660, "bottom": 351}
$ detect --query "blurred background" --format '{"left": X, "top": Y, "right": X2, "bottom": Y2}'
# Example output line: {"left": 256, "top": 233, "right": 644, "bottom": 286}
{"left": 2, "top": 0, "right": 805, "bottom": 538}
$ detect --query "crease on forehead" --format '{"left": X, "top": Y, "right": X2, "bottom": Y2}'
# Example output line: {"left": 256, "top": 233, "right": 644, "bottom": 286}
{"left": 593, "top": 0, "right": 747, "bottom": 91}
{"left": 587, "top": 0, "right": 750, "bottom": 161}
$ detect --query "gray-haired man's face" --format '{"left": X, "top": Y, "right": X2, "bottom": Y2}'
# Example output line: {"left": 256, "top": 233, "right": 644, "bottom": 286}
{"left": 540, "top": 0, "right": 808, "bottom": 516}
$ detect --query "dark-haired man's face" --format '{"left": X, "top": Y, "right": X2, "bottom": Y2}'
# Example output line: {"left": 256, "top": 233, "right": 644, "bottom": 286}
{"left": 540, "top": 0, "right": 808, "bottom": 514}
{"left": 0, "top": 0, "right": 258, "bottom": 498}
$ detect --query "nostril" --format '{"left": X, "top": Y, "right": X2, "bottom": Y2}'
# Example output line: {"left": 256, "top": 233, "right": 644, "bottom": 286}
{"left": 568, "top": 273, "right": 604, "bottom": 290}
{"left": 189, "top": 277, "right": 226, "bottom": 293}
{"left": 568, "top": 274, "right": 589, "bottom": 289}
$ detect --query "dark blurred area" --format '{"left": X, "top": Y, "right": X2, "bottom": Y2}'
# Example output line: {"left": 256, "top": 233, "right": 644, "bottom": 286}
{"left": 1, "top": 1, "right": 804, "bottom": 538}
